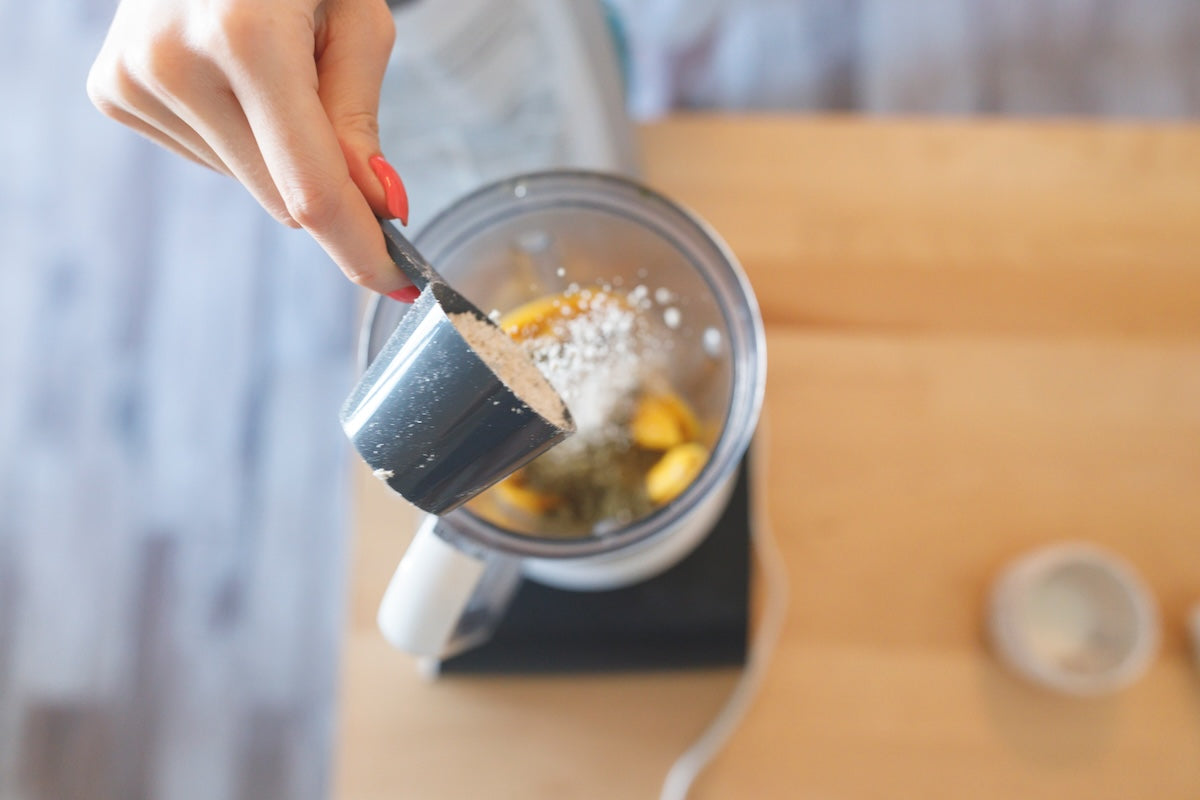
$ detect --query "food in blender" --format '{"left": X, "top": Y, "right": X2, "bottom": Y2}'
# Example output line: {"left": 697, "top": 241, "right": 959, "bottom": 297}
{"left": 478, "top": 283, "right": 710, "bottom": 534}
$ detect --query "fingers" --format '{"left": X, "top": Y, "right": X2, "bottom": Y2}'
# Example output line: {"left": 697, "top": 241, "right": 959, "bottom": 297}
{"left": 91, "top": 99, "right": 219, "bottom": 172}
{"left": 151, "top": 78, "right": 300, "bottom": 228}
{"left": 87, "top": 58, "right": 231, "bottom": 174}
{"left": 222, "top": 7, "right": 410, "bottom": 294}
{"left": 87, "top": 9, "right": 299, "bottom": 228}
{"left": 315, "top": 0, "right": 397, "bottom": 220}
{"left": 85, "top": 0, "right": 412, "bottom": 296}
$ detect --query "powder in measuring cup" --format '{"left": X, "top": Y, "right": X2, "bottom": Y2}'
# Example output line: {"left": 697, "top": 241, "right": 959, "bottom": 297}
{"left": 449, "top": 311, "right": 571, "bottom": 429}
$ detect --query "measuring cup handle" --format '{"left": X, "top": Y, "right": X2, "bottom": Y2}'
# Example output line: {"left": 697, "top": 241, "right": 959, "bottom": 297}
{"left": 379, "top": 218, "right": 440, "bottom": 290}
{"left": 377, "top": 515, "right": 522, "bottom": 659}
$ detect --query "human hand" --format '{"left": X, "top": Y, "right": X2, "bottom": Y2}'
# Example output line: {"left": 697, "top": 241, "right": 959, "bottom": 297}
{"left": 87, "top": 0, "right": 419, "bottom": 301}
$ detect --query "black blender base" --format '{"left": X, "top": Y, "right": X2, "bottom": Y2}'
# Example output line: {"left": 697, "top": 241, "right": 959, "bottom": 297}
{"left": 440, "top": 459, "right": 752, "bottom": 674}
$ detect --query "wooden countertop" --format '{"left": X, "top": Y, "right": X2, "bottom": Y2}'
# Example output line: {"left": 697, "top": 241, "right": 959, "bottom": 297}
{"left": 334, "top": 116, "right": 1200, "bottom": 799}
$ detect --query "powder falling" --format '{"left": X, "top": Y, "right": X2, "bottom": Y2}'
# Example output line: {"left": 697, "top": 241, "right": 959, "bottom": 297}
{"left": 524, "top": 295, "right": 654, "bottom": 458}
{"left": 502, "top": 288, "right": 675, "bottom": 530}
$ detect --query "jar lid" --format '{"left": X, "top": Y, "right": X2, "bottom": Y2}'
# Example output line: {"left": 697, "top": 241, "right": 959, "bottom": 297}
{"left": 988, "top": 542, "right": 1160, "bottom": 695}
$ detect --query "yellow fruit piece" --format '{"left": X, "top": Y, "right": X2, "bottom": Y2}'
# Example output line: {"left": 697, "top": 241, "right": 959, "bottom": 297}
{"left": 633, "top": 393, "right": 700, "bottom": 450}
{"left": 499, "top": 296, "right": 572, "bottom": 340}
{"left": 631, "top": 392, "right": 699, "bottom": 451}
{"left": 494, "top": 476, "right": 561, "bottom": 514}
{"left": 631, "top": 397, "right": 684, "bottom": 450}
{"left": 646, "top": 443, "right": 709, "bottom": 505}
{"left": 499, "top": 288, "right": 628, "bottom": 340}
{"left": 659, "top": 393, "right": 698, "bottom": 440}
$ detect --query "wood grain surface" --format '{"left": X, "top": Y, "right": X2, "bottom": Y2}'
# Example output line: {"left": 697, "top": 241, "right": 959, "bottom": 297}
{"left": 334, "top": 118, "right": 1200, "bottom": 799}
{"left": 651, "top": 116, "right": 1200, "bottom": 799}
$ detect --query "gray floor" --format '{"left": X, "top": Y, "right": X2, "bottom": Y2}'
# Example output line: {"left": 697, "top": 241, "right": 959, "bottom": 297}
{"left": 1, "top": 4, "right": 357, "bottom": 800}
{"left": 1, "top": 2, "right": 1198, "bottom": 800}
{"left": 613, "top": 0, "right": 1200, "bottom": 118}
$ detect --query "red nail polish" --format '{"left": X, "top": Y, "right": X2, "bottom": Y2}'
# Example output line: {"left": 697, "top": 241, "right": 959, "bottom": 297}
{"left": 387, "top": 285, "right": 421, "bottom": 303}
{"left": 368, "top": 155, "right": 409, "bottom": 225}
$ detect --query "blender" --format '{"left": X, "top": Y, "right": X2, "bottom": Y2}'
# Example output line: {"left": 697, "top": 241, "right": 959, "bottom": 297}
{"left": 358, "top": 171, "right": 766, "bottom": 660}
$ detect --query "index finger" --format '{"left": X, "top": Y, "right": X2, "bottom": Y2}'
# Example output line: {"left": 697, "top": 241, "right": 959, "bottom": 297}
{"left": 223, "top": 22, "right": 406, "bottom": 295}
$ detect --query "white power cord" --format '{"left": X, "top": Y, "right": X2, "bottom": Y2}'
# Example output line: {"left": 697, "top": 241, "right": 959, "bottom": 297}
{"left": 1189, "top": 603, "right": 1200, "bottom": 671}
{"left": 660, "top": 417, "right": 789, "bottom": 800}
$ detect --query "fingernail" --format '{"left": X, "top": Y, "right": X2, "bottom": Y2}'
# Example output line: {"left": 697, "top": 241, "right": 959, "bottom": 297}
{"left": 387, "top": 285, "right": 421, "bottom": 304}
{"left": 368, "top": 155, "right": 409, "bottom": 225}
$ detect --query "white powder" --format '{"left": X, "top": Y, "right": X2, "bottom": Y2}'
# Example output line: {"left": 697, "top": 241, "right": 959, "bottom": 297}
{"left": 521, "top": 291, "right": 663, "bottom": 460}
{"left": 702, "top": 326, "right": 722, "bottom": 356}
{"left": 450, "top": 311, "right": 571, "bottom": 429}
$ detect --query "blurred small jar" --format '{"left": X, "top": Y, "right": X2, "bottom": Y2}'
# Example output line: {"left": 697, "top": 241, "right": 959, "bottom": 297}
{"left": 988, "top": 542, "right": 1160, "bottom": 696}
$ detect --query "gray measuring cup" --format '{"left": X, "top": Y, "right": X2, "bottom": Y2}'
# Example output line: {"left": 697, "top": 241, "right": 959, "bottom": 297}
{"left": 339, "top": 221, "right": 575, "bottom": 515}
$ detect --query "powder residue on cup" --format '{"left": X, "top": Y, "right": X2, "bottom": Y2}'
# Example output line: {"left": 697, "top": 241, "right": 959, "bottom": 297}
{"left": 449, "top": 311, "right": 571, "bottom": 430}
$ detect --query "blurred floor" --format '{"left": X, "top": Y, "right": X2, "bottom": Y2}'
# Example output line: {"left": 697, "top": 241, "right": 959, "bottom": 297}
{"left": 610, "top": 0, "right": 1200, "bottom": 118}
{"left": 0, "top": 4, "right": 358, "bottom": 800}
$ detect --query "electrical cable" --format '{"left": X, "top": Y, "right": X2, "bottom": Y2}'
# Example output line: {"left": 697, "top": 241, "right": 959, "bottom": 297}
{"left": 660, "top": 413, "right": 789, "bottom": 800}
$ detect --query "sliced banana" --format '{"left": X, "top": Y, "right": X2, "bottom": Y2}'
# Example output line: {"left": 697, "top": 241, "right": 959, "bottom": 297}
{"left": 499, "top": 288, "right": 627, "bottom": 340}
{"left": 494, "top": 476, "right": 561, "bottom": 514}
{"left": 500, "top": 296, "right": 574, "bottom": 340}
{"left": 630, "top": 391, "right": 698, "bottom": 451}
{"left": 646, "top": 442, "right": 709, "bottom": 505}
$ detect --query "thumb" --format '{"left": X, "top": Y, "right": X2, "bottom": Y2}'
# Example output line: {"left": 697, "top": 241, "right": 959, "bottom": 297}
{"left": 316, "top": 0, "right": 400, "bottom": 221}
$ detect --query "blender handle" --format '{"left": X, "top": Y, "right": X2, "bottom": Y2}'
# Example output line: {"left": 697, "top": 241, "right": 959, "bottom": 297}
{"left": 377, "top": 514, "right": 522, "bottom": 659}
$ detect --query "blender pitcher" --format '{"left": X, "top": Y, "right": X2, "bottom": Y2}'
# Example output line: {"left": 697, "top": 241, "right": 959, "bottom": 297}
{"left": 360, "top": 171, "right": 765, "bottom": 659}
